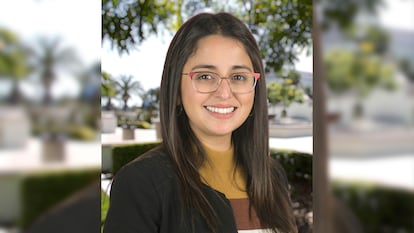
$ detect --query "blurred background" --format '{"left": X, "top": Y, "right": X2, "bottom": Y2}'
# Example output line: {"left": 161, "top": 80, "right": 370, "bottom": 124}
{"left": 315, "top": 0, "right": 414, "bottom": 232}
{"left": 1, "top": 0, "right": 412, "bottom": 233}
{"left": 0, "top": 0, "right": 101, "bottom": 232}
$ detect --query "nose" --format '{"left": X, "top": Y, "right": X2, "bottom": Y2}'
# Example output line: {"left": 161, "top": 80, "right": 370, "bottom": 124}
{"left": 214, "top": 79, "right": 232, "bottom": 98}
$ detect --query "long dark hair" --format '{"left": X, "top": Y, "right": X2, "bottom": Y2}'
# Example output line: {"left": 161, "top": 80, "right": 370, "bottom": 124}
{"left": 158, "top": 12, "right": 297, "bottom": 233}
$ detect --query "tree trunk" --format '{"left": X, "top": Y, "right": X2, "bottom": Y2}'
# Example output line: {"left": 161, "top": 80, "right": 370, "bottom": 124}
{"left": 313, "top": 5, "right": 334, "bottom": 233}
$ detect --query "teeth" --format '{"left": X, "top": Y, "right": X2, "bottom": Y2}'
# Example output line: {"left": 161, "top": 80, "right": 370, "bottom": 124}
{"left": 205, "top": 106, "right": 235, "bottom": 114}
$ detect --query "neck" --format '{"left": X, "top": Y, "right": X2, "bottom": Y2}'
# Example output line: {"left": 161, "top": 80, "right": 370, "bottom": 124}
{"left": 199, "top": 144, "right": 247, "bottom": 199}
{"left": 199, "top": 135, "right": 232, "bottom": 152}
{"left": 203, "top": 144, "right": 235, "bottom": 173}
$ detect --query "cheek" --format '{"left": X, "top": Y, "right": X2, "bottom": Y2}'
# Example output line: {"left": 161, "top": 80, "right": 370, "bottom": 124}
{"left": 243, "top": 94, "right": 255, "bottom": 111}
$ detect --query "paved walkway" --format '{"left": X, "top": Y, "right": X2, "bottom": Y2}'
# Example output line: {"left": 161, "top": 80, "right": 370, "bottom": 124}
{"left": 329, "top": 154, "right": 414, "bottom": 191}
{"left": 0, "top": 139, "right": 101, "bottom": 174}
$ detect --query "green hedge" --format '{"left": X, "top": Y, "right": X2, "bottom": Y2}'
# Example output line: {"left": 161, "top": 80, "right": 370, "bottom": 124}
{"left": 271, "top": 149, "right": 312, "bottom": 231}
{"left": 111, "top": 142, "right": 160, "bottom": 174}
{"left": 271, "top": 149, "right": 312, "bottom": 181}
{"left": 20, "top": 169, "right": 100, "bottom": 228}
{"left": 333, "top": 180, "right": 414, "bottom": 233}
{"left": 117, "top": 120, "right": 152, "bottom": 129}
{"left": 271, "top": 149, "right": 312, "bottom": 196}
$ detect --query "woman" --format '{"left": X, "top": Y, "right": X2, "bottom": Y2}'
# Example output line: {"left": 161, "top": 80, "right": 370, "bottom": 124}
{"left": 104, "top": 12, "right": 297, "bottom": 233}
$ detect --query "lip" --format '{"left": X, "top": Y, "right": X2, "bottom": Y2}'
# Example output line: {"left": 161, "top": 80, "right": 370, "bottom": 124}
{"left": 204, "top": 105, "right": 237, "bottom": 119}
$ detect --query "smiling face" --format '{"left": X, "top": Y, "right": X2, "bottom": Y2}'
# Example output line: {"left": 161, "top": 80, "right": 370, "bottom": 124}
{"left": 181, "top": 35, "right": 255, "bottom": 149}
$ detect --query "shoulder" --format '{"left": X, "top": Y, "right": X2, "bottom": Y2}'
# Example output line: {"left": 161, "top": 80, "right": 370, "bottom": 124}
{"left": 112, "top": 147, "right": 176, "bottom": 192}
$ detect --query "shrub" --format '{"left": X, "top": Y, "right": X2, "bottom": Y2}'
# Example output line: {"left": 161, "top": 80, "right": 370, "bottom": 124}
{"left": 111, "top": 142, "right": 160, "bottom": 174}
{"left": 31, "top": 124, "right": 97, "bottom": 141}
{"left": 134, "top": 121, "right": 152, "bottom": 129}
{"left": 271, "top": 149, "right": 312, "bottom": 182}
{"left": 333, "top": 180, "right": 414, "bottom": 233}
{"left": 271, "top": 149, "right": 312, "bottom": 232}
{"left": 20, "top": 169, "right": 100, "bottom": 229}
{"left": 68, "top": 126, "right": 97, "bottom": 141}
{"left": 118, "top": 120, "right": 152, "bottom": 129}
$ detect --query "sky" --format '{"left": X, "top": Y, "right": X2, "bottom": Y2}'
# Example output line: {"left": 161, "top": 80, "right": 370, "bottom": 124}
{"left": 0, "top": 0, "right": 101, "bottom": 101}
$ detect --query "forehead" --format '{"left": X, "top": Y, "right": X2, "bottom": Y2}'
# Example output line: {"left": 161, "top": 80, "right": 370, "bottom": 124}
{"left": 185, "top": 35, "right": 253, "bottom": 70}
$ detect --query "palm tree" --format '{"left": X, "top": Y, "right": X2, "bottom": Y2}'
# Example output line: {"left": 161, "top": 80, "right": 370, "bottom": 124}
{"left": 101, "top": 71, "right": 117, "bottom": 110}
{"left": 115, "top": 75, "right": 143, "bottom": 111}
{"left": 140, "top": 87, "right": 160, "bottom": 122}
{"left": 29, "top": 36, "right": 80, "bottom": 105}
{"left": 79, "top": 61, "right": 101, "bottom": 104}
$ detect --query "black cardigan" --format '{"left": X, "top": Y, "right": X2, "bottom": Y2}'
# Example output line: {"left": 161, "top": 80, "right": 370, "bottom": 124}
{"left": 103, "top": 151, "right": 239, "bottom": 233}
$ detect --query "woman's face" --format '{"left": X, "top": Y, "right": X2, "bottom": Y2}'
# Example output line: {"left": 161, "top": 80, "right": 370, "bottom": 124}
{"left": 181, "top": 35, "right": 255, "bottom": 146}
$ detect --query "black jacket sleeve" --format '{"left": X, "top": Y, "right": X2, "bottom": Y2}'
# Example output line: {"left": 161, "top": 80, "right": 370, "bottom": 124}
{"left": 103, "top": 159, "right": 161, "bottom": 233}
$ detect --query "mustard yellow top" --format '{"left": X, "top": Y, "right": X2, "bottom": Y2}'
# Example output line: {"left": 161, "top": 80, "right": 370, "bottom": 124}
{"left": 198, "top": 145, "right": 248, "bottom": 199}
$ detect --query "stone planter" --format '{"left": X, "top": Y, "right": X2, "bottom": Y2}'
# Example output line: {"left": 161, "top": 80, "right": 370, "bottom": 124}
{"left": 101, "top": 111, "right": 117, "bottom": 133}
{"left": 42, "top": 134, "right": 66, "bottom": 162}
{"left": 122, "top": 127, "right": 135, "bottom": 140}
{"left": 0, "top": 106, "right": 30, "bottom": 148}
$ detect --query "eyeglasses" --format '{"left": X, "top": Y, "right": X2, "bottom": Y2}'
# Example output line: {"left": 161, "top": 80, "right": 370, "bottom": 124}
{"left": 182, "top": 71, "right": 260, "bottom": 94}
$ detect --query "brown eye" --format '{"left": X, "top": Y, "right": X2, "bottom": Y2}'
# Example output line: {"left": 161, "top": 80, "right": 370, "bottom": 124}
{"left": 232, "top": 74, "right": 248, "bottom": 81}
{"left": 195, "top": 73, "right": 215, "bottom": 81}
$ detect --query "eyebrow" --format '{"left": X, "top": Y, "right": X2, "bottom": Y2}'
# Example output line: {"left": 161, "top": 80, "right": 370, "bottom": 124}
{"left": 191, "top": 64, "right": 253, "bottom": 72}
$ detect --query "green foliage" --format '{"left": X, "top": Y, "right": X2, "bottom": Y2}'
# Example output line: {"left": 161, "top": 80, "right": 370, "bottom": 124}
{"left": 111, "top": 142, "right": 160, "bottom": 174}
{"left": 267, "top": 82, "right": 304, "bottom": 106}
{"left": 0, "top": 27, "right": 31, "bottom": 103}
{"left": 135, "top": 121, "right": 152, "bottom": 129}
{"left": 20, "top": 169, "right": 100, "bottom": 228}
{"left": 117, "top": 118, "right": 152, "bottom": 129}
{"left": 102, "top": 0, "right": 312, "bottom": 73}
{"left": 101, "top": 71, "right": 117, "bottom": 110}
{"left": 319, "top": 0, "right": 384, "bottom": 30}
{"left": 140, "top": 87, "right": 160, "bottom": 122}
{"left": 67, "top": 126, "right": 98, "bottom": 141}
{"left": 333, "top": 180, "right": 414, "bottom": 233}
{"left": 246, "top": 0, "right": 312, "bottom": 72}
{"left": 355, "top": 25, "right": 390, "bottom": 55}
{"left": 101, "top": 190, "right": 109, "bottom": 232}
{"left": 267, "top": 72, "right": 304, "bottom": 117}
{"left": 399, "top": 58, "right": 414, "bottom": 83}
{"left": 271, "top": 149, "right": 312, "bottom": 231}
{"left": 271, "top": 149, "right": 312, "bottom": 180}
{"left": 102, "top": 0, "right": 177, "bottom": 53}
{"left": 0, "top": 28, "right": 31, "bottom": 79}
{"left": 31, "top": 124, "right": 97, "bottom": 141}
{"left": 324, "top": 48, "right": 397, "bottom": 96}
{"left": 101, "top": 71, "right": 117, "bottom": 98}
